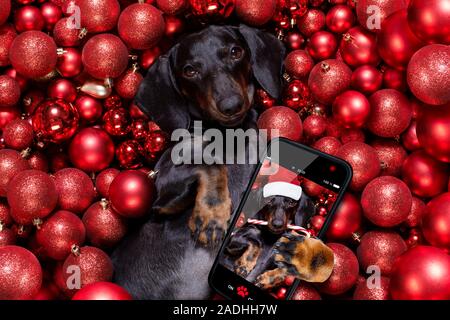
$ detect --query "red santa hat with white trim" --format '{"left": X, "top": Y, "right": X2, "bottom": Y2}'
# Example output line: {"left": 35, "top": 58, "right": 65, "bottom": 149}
{"left": 263, "top": 164, "right": 302, "bottom": 200}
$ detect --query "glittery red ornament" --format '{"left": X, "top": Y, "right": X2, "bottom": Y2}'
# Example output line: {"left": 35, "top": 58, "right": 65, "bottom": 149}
{"left": 0, "top": 149, "right": 30, "bottom": 197}
{"left": 78, "top": 0, "right": 121, "bottom": 33}
{"left": 361, "top": 176, "right": 411, "bottom": 227}
{"left": 372, "top": 139, "right": 407, "bottom": 177}
{"left": 340, "top": 26, "right": 379, "bottom": 67}
{"left": 283, "top": 80, "right": 310, "bottom": 111}
{"left": 115, "top": 68, "right": 144, "bottom": 99}
{"left": 156, "top": 0, "right": 188, "bottom": 14}
{"left": 82, "top": 34, "right": 129, "bottom": 79}
{"left": 0, "top": 0, "right": 10, "bottom": 26}
{"left": 72, "top": 281, "right": 132, "bottom": 300}
{"left": 0, "top": 75, "right": 20, "bottom": 108}
{"left": 291, "top": 282, "right": 321, "bottom": 300}
{"left": 422, "top": 193, "right": 450, "bottom": 250}
{"left": 82, "top": 200, "right": 127, "bottom": 248}
{"left": 401, "top": 120, "right": 420, "bottom": 151}
{"left": 143, "top": 131, "right": 167, "bottom": 161}
{"left": 54, "top": 168, "right": 96, "bottom": 214}
{"left": 103, "top": 107, "right": 131, "bottom": 137}
{"left": 353, "top": 276, "right": 390, "bottom": 300}
{"left": 351, "top": 65, "right": 382, "bottom": 95}
{"left": 75, "top": 95, "right": 103, "bottom": 123}
{"left": 405, "top": 197, "right": 426, "bottom": 228}
{"left": 332, "top": 90, "right": 370, "bottom": 129}
{"left": 382, "top": 67, "right": 407, "bottom": 92}
{"left": 336, "top": 142, "right": 380, "bottom": 191}
{"left": 116, "top": 140, "right": 144, "bottom": 169}
{"left": 3, "top": 119, "right": 34, "bottom": 151}
{"left": 303, "top": 115, "right": 326, "bottom": 139}
{"left": 9, "top": 31, "right": 57, "bottom": 79}
{"left": 317, "top": 243, "right": 358, "bottom": 295}
{"left": 284, "top": 50, "right": 314, "bottom": 79}
{"left": 27, "top": 151, "right": 48, "bottom": 172}
{"left": 257, "top": 106, "right": 303, "bottom": 141}
{"left": 308, "top": 59, "right": 352, "bottom": 105}
{"left": 118, "top": 3, "right": 165, "bottom": 50}
{"left": 95, "top": 168, "right": 120, "bottom": 198}
{"left": 56, "top": 48, "right": 83, "bottom": 78}
{"left": 4, "top": 67, "right": 28, "bottom": 92}
{"left": 313, "top": 136, "right": 342, "bottom": 156}
{"left": 402, "top": 151, "right": 448, "bottom": 198}
{"left": 109, "top": 170, "right": 154, "bottom": 218}
{"left": 14, "top": 5, "right": 45, "bottom": 32}
{"left": 53, "top": 18, "right": 81, "bottom": 47}
{"left": 40, "top": 2, "right": 62, "bottom": 31}
{"left": 139, "top": 46, "right": 162, "bottom": 70}
{"left": 0, "top": 228, "right": 15, "bottom": 247}
{"left": 407, "top": 45, "right": 450, "bottom": 106}
{"left": 8, "top": 170, "right": 58, "bottom": 225}
{"left": 377, "top": 10, "right": 424, "bottom": 70}
{"left": 390, "top": 246, "right": 450, "bottom": 300}
{"left": 235, "top": 0, "right": 276, "bottom": 26}
{"left": 357, "top": 230, "right": 407, "bottom": 275}
{"left": 32, "top": 99, "right": 79, "bottom": 143}
{"left": 0, "top": 108, "right": 20, "bottom": 131}
{"left": 326, "top": 4, "right": 355, "bottom": 34}
{"left": 297, "top": 9, "right": 325, "bottom": 37}
{"left": 36, "top": 210, "right": 86, "bottom": 260}
{"left": 0, "top": 24, "right": 16, "bottom": 67}
{"left": 356, "top": 0, "right": 407, "bottom": 32}
{"left": 340, "top": 128, "right": 365, "bottom": 144}
{"left": 0, "top": 246, "right": 42, "bottom": 300}
{"left": 0, "top": 200, "right": 12, "bottom": 227}
{"left": 48, "top": 79, "right": 77, "bottom": 103}
{"left": 326, "top": 193, "right": 361, "bottom": 241}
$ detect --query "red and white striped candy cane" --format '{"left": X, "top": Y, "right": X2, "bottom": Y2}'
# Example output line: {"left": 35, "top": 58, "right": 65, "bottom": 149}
{"left": 247, "top": 218, "right": 310, "bottom": 237}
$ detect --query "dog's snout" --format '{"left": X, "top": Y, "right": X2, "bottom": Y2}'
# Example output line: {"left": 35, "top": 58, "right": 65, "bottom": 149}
{"left": 271, "top": 219, "right": 284, "bottom": 229}
{"left": 219, "top": 96, "right": 243, "bottom": 116}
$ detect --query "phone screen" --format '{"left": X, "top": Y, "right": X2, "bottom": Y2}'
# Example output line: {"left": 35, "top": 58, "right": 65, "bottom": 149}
{"left": 209, "top": 139, "right": 352, "bottom": 301}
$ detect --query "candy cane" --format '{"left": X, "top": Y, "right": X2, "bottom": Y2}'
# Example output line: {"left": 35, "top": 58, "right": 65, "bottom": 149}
{"left": 247, "top": 218, "right": 310, "bottom": 237}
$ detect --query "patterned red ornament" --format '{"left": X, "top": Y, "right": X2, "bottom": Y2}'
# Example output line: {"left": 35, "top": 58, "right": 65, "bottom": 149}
{"left": 14, "top": 5, "right": 45, "bottom": 33}
{"left": 103, "top": 107, "right": 131, "bottom": 137}
{"left": 0, "top": 75, "right": 20, "bottom": 108}
{"left": 257, "top": 106, "right": 303, "bottom": 141}
{"left": 72, "top": 282, "right": 132, "bottom": 300}
{"left": 326, "top": 4, "right": 355, "bottom": 34}
{"left": 340, "top": 26, "right": 379, "bottom": 67}
{"left": 3, "top": 119, "right": 34, "bottom": 151}
{"left": 75, "top": 95, "right": 103, "bottom": 123}
{"left": 95, "top": 168, "right": 120, "bottom": 198}
{"left": 351, "top": 65, "right": 382, "bottom": 95}
{"left": 56, "top": 48, "right": 83, "bottom": 78}
{"left": 0, "top": 149, "right": 30, "bottom": 197}
{"left": 372, "top": 139, "right": 407, "bottom": 177}
{"left": 116, "top": 140, "right": 144, "bottom": 169}
{"left": 235, "top": 0, "right": 276, "bottom": 26}
{"left": 297, "top": 9, "right": 325, "bottom": 37}
{"left": 78, "top": 0, "right": 121, "bottom": 33}
{"left": 284, "top": 50, "right": 314, "bottom": 79}
{"left": 0, "top": 24, "right": 16, "bottom": 67}
{"left": 115, "top": 67, "right": 144, "bottom": 100}
{"left": 325, "top": 193, "right": 361, "bottom": 241}
{"left": 332, "top": 90, "right": 370, "bottom": 129}
{"left": 422, "top": 193, "right": 450, "bottom": 250}
{"left": 356, "top": 0, "right": 407, "bottom": 32}
{"left": 353, "top": 276, "right": 390, "bottom": 300}
{"left": 283, "top": 80, "right": 310, "bottom": 111}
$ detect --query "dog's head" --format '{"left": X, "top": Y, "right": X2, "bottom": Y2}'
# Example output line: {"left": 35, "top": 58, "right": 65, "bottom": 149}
{"left": 135, "top": 24, "right": 285, "bottom": 133}
{"left": 260, "top": 196, "right": 300, "bottom": 235}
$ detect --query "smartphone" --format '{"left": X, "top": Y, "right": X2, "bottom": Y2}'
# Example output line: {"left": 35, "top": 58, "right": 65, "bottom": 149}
{"left": 209, "top": 138, "right": 352, "bottom": 301}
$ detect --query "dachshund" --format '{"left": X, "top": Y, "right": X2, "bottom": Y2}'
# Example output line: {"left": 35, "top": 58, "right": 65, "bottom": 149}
{"left": 111, "top": 24, "right": 286, "bottom": 299}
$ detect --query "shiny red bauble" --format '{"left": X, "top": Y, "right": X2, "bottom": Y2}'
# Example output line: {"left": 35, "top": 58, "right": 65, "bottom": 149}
{"left": 3, "top": 119, "right": 34, "bottom": 151}
{"left": 0, "top": 149, "right": 30, "bottom": 197}
{"left": 189, "top": 0, "right": 235, "bottom": 20}
{"left": 47, "top": 79, "right": 77, "bottom": 103}
{"left": 103, "top": 107, "right": 131, "bottom": 137}
{"left": 36, "top": 210, "right": 86, "bottom": 260}
{"left": 297, "top": 9, "right": 325, "bottom": 37}
{"left": 139, "top": 46, "right": 162, "bottom": 70}
{"left": 284, "top": 50, "right": 314, "bottom": 79}
{"left": 131, "top": 119, "right": 149, "bottom": 140}
{"left": 325, "top": 193, "right": 362, "bottom": 241}
{"left": 7, "top": 170, "right": 58, "bottom": 225}
{"left": 69, "top": 127, "right": 115, "bottom": 173}
{"left": 9, "top": 31, "right": 57, "bottom": 79}
{"left": 143, "top": 130, "right": 167, "bottom": 161}
{"left": 351, "top": 65, "right": 382, "bottom": 95}
{"left": 340, "top": 27, "right": 379, "bottom": 67}
{"left": 353, "top": 276, "right": 390, "bottom": 300}
{"left": 72, "top": 282, "right": 132, "bottom": 300}
{"left": 422, "top": 193, "right": 450, "bottom": 250}
{"left": 284, "top": 31, "right": 304, "bottom": 51}
{"left": 326, "top": 4, "right": 355, "bottom": 34}
{"left": 382, "top": 67, "right": 407, "bottom": 92}
{"left": 283, "top": 80, "right": 310, "bottom": 111}
{"left": 109, "top": 170, "right": 154, "bottom": 218}
{"left": 78, "top": 0, "right": 121, "bottom": 33}
{"left": 407, "top": 45, "right": 450, "bottom": 106}
{"left": 357, "top": 230, "right": 407, "bottom": 275}
{"left": 405, "top": 197, "right": 426, "bottom": 228}
{"left": 390, "top": 246, "right": 450, "bottom": 300}
{"left": 56, "top": 48, "right": 82, "bottom": 78}
{"left": 82, "top": 34, "right": 129, "bottom": 79}
{"left": 235, "top": 0, "right": 276, "bottom": 26}
{"left": 0, "top": 75, "right": 20, "bottom": 107}
{"left": 332, "top": 90, "right": 370, "bottom": 129}
{"left": 32, "top": 99, "right": 79, "bottom": 143}
{"left": 0, "top": 246, "right": 42, "bottom": 300}
{"left": 257, "top": 106, "right": 303, "bottom": 141}
{"left": 402, "top": 150, "right": 448, "bottom": 198}
{"left": 95, "top": 168, "right": 120, "bottom": 198}
{"left": 372, "top": 139, "right": 407, "bottom": 177}
{"left": 0, "top": 108, "right": 20, "bottom": 131}
{"left": 306, "top": 31, "right": 338, "bottom": 61}
{"left": 14, "top": 5, "right": 44, "bottom": 32}
{"left": 53, "top": 18, "right": 81, "bottom": 47}
{"left": 361, "top": 176, "right": 411, "bottom": 227}
{"left": 40, "top": 2, "right": 62, "bottom": 31}
{"left": 356, "top": 0, "right": 407, "bottom": 32}
{"left": 115, "top": 69, "right": 144, "bottom": 99}
{"left": 401, "top": 120, "right": 421, "bottom": 151}
{"left": 0, "top": 24, "right": 16, "bottom": 67}
{"left": 116, "top": 140, "right": 144, "bottom": 169}
{"left": 0, "top": 0, "right": 10, "bottom": 25}
{"left": 75, "top": 95, "right": 103, "bottom": 123}
{"left": 313, "top": 136, "right": 342, "bottom": 156}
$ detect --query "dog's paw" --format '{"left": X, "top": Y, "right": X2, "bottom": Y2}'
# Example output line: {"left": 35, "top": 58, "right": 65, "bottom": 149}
{"left": 234, "top": 243, "right": 261, "bottom": 277}
{"left": 255, "top": 268, "right": 287, "bottom": 290}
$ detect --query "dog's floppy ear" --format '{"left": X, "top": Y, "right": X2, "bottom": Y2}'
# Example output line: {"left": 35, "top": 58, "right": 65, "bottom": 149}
{"left": 134, "top": 44, "right": 190, "bottom": 133}
{"left": 238, "top": 24, "right": 286, "bottom": 99}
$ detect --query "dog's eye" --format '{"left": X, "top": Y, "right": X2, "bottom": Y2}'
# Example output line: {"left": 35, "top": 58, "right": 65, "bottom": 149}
{"left": 183, "top": 65, "right": 198, "bottom": 78}
{"left": 230, "top": 46, "right": 243, "bottom": 60}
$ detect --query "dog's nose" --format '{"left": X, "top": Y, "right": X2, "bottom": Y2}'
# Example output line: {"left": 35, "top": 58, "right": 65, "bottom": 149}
{"left": 271, "top": 219, "right": 284, "bottom": 229}
{"left": 220, "top": 96, "right": 243, "bottom": 116}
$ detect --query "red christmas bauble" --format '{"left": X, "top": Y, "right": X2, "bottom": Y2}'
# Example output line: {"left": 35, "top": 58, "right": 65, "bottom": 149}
{"left": 109, "top": 170, "right": 154, "bottom": 218}
{"left": 235, "top": 0, "right": 276, "bottom": 26}
{"left": 351, "top": 65, "right": 382, "bottom": 95}
{"left": 367, "top": 89, "right": 412, "bottom": 138}
{"left": 53, "top": 18, "right": 81, "bottom": 47}
{"left": 390, "top": 246, "right": 450, "bottom": 300}
{"left": 284, "top": 31, "right": 304, "bottom": 51}
{"left": 8, "top": 170, "right": 58, "bottom": 225}
{"left": 116, "top": 140, "right": 144, "bottom": 169}
{"left": 401, "top": 120, "right": 421, "bottom": 151}
{"left": 3, "top": 119, "right": 34, "bottom": 151}
{"left": 332, "top": 90, "right": 370, "bottom": 129}
{"left": 257, "top": 106, "right": 303, "bottom": 141}
{"left": 156, "top": 0, "right": 187, "bottom": 14}
{"left": 357, "top": 230, "right": 407, "bottom": 275}
{"left": 36, "top": 210, "right": 86, "bottom": 260}
{"left": 407, "top": 0, "right": 450, "bottom": 45}
{"left": 0, "top": 228, "right": 15, "bottom": 247}
{"left": 103, "top": 107, "right": 131, "bottom": 137}
{"left": 95, "top": 168, "right": 120, "bottom": 198}
{"left": 353, "top": 276, "right": 390, "bottom": 300}
{"left": 303, "top": 115, "right": 326, "bottom": 139}
{"left": 69, "top": 128, "right": 115, "bottom": 173}
{"left": 291, "top": 283, "right": 321, "bottom": 300}
{"left": 75, "top": 95, "right": 103, "bottom": 123}
{"left": 14, "top": 5, "right": 45, "bottom": 33}
{"left": 297, "top": 9, "right": 325, "bottom": 37}
{"left": 9, "top": 31, "right": 57, "bottom": 79}
{"left": 382, "top": 67, "right": 407, "bottom": 92}
{"left": 340, "top": 26, "right": 379, "bottom": 67}
{"left": 82, "top": 200, "right": 127, "bottom": 248}
{"left": 0, "top": 200, "right": 12, "bottom": 226}
{"left": 189, "top": 0, "right": 235, "bottom": 20}
{"left": 32, "top": 99, "right": 79, "bottom": 143}
{"left": 336, "top": 142, "right": 380, "bottom": 191}
{"left": 361, "top": 176, "right": 411, "bottom": 227}
{"left": 326, "top": 193, "right": 361, "bottom": 241}
{"left": 422, "top": 193, "right": 450, "bottom": 250}
{"left": 54, "top": 168, "right": 96, "bottom": 214}
{"left": 56, "top": 48, "right": 82, "bottom": 78}
{"left": 308, "top": 59, "right": 352, "bottom": 105}
{"left": 82, "top": 34, "right": 129, "bottom": 79}
{"left": 0, "top": 0, "right": 10, "bottom": 26}
{"left": 164, "top": 16, "right": 184, "bottom": 38}
{"left": 3, "top": 67, "right": 28, "bottom": 92}
{"left": 27, "top": 151, "right": 49, "bottom": 172}
{"left": 316, "top": 243, "right": 359, "bottom": 295}
{"left": 118, "top": 3, "right": 165, "bottom": 50}
{"left": 72, "top": 282, "right": 132, "bottom": 300}
{"left": 143, "top": 130, "right": 167, "bottom": 161}
{"left": 131, "top": 119, "right": 149, "bottom": 141}
{"left": 139, "top": 47, "right": 162, "bottom": 70}
{"left": 313, "top": 136, "right": 342, "bottom": 156}
{"left": 372, "top": 138, "right": 407, "bottom": 177}
{"left": 407, "top": 45, "right": 450, "bottom": 106}
{"left": 283, "top": 80, "right": 310, "bottom": 111}
{"left": 284, "top": 50, "right": 314, "bottom": 79}
{"left": 356, "top": 0, "right": 407, "bottom": 32}
{"left": 0, "top": 24, "right": 16, "bottom": 67}
{"left": 326, "top": 4, "right": 355, "bottom": 34}
{"left": 40, "top": 2, "right": 62, "bottom": 31}
{"left": 115, "top": 69, "right": 144, "bottom": 99}
{"left": 402, "top": 150, "right": 448, "bottom": 198}
{"left": 340, "top": 128, "right": 365, "bottom": 144}
{"left": 306, "top": 31, "right": 338, "bottom": 61}
{"left": 0, "top": 246, "right": 42, "bottom": 300}
{"left": 0, "top": 75, "right": 20, "bottom": 108}
{"left": 405, "top": 196, "right": 426, "bottom": 228}
{"left": 22, "top": 89, "right": 45, "bottom": 116}
{"left": 0, "top": 149, "right": 30, "bottom": 197}
{"left": 48, "top": 79, "right": 77, "bottom": 103}
{"left": 78, "top": 0, "right": 121, "bottom": 33}
{"left": 377, "top": 10, "right": 424, "bottom": 70}
{"left": 0, "top": 108, "right": 20, "bottom": 131}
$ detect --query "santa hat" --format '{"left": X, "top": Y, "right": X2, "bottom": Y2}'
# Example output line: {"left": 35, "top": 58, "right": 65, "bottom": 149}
{"left": 263, "top": 181, "right": 303, "bottom": 201}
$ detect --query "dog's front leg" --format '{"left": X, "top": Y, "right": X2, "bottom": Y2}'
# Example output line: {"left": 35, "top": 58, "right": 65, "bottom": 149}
{"left": 234, "top": 242, "right": 262, "bottom": 277}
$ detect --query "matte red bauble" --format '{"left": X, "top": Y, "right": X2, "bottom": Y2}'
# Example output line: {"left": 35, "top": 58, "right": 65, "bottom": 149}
{"left": 340, "top": 27, "right": 379, "bottom": 67}
{"left": 313, "top": 136, "right": 342, "bottom": 156}
{"left": 118, "top": 3, "right": 165, "bottom": 50}
{"left": 0, "top": 24, "right": 16, "bottom": 67}
{"left": 326, "top": 4, "right": 355, "bottom": 34}
{"left": 257, "top": 106, "right": 302, "bottom": 141}
{"left": 402, "top": 150, "right": 448, "bottom": 198}
{"left": 109, "top": 170, "right": 155, "bottom": 218}
{"left": 332, "top": 90, "right": 370, "bottom": 129}
{"left": 82, "top": 200, "right": 127, "bottom": 248}
{"left": 351, "top": 65, "right": 382, "bottom": 95}
{"left": 14, "top": 5, "right": 45, "bottom": 32}
{"left": 69, "top": 127, "right": 115, "bottom": 173}
{"left": 356, "top": 0, "right": 407, "bottom": 32}
{"left": 78, "top": 0, "right": 121, "bottom": 33}
{"left": 7, "top": 170, "right": 58, "bottom": 225}
{"left": 405, "top": 197, "right": 426, "bottom": 228}
{"left": 361, "top": 176, "right": 411, "bottom": 227}
{"left": 357, "top": 230, "right": 407, "bottom": 275}
{"left": 372, "top": 139, "right": 407, "bottom": 177}
{"left": 407, "top": 0, "right": 450, "bottom": 45}
{"left": 291, "top": 283, "right": 321, "bottom": 300}
{"left": 36, "top": 210, "right": 86, "bottom": 260}
{"left": 56, "top": 48, "right": 82, "bottom": 78}
{"left": 40, "top": 2, "right": 62, "bottom": 31}
{"left": 401, "top": 120, "right": 421, "bottom": 151}
{"left": 72, "top": 282, "right": 132, "bottom": 300}
{"left": 115, "top": 69, "right": 144, "bottom": 99}
{"left": 377, "top": 10, "right": 423, "bottom": 70}
{"left": 407, "top": 45, "right": 450, "bottom": 106}
{"left": 3, "top": 119, "right": 34, "bottom": 151}
{"left": 390, "top": 246, "right": 450, "bottom": 300}
{"left": 422, "top": 193, "right": 450, "bottom": 250}
{"left": 0, "top": 0, "right": 10, "bottom": 26}
{"left": 0, "top": 246, "right": 42, "bottom": 300}
{"left": 336, "top": 142, "right": 380, "bottom": 191}
{"left": 32, "top": 99, "right": 79, "bottom": 143}
{"left": 0, "top": 75, "right": 20, "bottom": 108}
{"left": 367, "top": 89, "right": 412, "bottom": 138}
{"left": 54, "top": 168, "right": 96, "bottom": 214}
{"left": 297, "top": 9, "right": 325, "bottom": 37}
{"left": 103, "top": 107, "right": 131, "bottom": 137}
{"left": 9, "top": 31, "right": 57, "bottom": 79}
{"left": 316, "top": 243, "right": 358, "bottom": 295}
{"left": 382, "top": 67, "right": 407, "bottom": 92}
{"left": 308, "top": 59, "right": 352, "bottom": 105}
{"left": 325, "top": 193, "right": 361, "bottom": 241}
{"left": 82, "top": 34, "right": 129, "bottom": 79}
{"left": 283, "top": 80, "right": 310, "bottom": 111}
{"left": 95, "top": 168, "right": 120, "bottom": 198}
{"left": 53, "top": 18, "right": 81, "bottom": 47}
{"left": 284, "top": 50, "right": 314, "bottom": 79}
{"left": 306, "top": 31, "right": 338, "bottom": 61}
{"left": 353, "top": 276, "right": 390, "bottom": 300}
{"left": 48, "top": 79, "right": 77, "bottom": 103}
{"left": 0, "top": 149, "right": 30, "bottom": 197}
{"left": 235, "top": 0, "right": 276, "bottom": 26}
{"left": 75, "top": 95, "right": 103, "bottom": 123}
